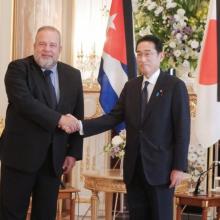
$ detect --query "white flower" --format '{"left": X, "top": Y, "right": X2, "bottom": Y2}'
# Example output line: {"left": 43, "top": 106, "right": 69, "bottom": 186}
{"left": 166, "top": 2, "right": 177, "bottom": 9}
{"left": 190, "top": 40, "right": 199, "bottom": 49}
{"left": 118, "top": 151, "right": 125, "bottom": 157}
{"left": 143, "top": 1, "right": 149, "bottom": 7}
{"left": 183, "top": 35, "right": 188, "bottom": 40}
{"left": 154, "top": 6, "right": 163, "bottom": 16}
{"left": 188, "top": 153, "right": 197, "bottom": 161}
{"left": 175, "top": 33, "right": 182, "bottom": 40}
{"left": 162, "top": 15, "right": 167, "bottom": 21}
{"left": 179, "top": 20, "right": 187, "bottom": 27}
{"left": 119, "top": 129, "right": 126, "bottom": 140}
{"left": 174, "top": 9, "right": 187, "bottom": 24}
{"left": 174, "top": 50, "right": 181, "bottom": 57}
{"left": 197, "top": 148, "right": 205, "bottom": 156}
{"left": 147, "top": 2, "right": 157, "bottom": 11}
{"left": 104, "top": 129, "right": 126, "bottom": 159}
{"left": 169, "top": 41, "right": 176, "bottom": 48}
{"left": 189, "top": 144, "right": 196, "bottom": 152}
{"left": 111, "top": 135, "right": 124, "bottom": 146}
{"left": 139, "top": 27, "right": 151, "bottom": 36}
{"left": 177, "top": 8, "right": 186, "bottom": 16}
{"left": 174, "top": 15, "right": 184, "bottom": 23}
{"left": 182, "top": 60, "right": 190, "bottom": 68}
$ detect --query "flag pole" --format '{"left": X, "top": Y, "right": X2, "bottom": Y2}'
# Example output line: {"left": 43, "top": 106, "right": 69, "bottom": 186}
{"left": 207, "top": 145, "right": 214, "bottom": 193}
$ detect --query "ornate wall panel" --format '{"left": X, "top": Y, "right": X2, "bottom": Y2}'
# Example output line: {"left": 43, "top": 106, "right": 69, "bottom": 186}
{"left": 71, "top": 83, "right": 110, "bottom": 216}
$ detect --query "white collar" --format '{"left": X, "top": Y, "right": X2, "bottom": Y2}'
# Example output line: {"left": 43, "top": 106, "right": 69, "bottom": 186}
{"left": 143, "top": 69, "right": 160, "bottom": 85}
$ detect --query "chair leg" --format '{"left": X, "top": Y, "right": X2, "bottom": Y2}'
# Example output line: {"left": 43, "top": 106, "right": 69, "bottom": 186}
{"left": 57, "top": 199, "right": 62, "bottom": 220}
{"left": 70, "top": 198, "right": 75, "bottom": 220}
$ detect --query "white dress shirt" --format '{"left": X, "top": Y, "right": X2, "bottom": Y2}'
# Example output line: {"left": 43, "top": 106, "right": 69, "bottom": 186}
{"left": 142, "top": 69, "right": 160, "bottom": 102}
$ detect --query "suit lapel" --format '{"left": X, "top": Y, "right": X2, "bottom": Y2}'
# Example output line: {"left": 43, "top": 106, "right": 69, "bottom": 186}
{"left": 133, "top": 76, "right": 143, "bottom": 125}
{"left": 142, "top": 71, "right": 166, "bottom": 122}
{"left": 29, "top": 57, "right": 52, "bottom": 107}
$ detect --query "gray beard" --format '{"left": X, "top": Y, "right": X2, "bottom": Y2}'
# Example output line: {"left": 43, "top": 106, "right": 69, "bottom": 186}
{"left": 34, "top": 54, "right": 56, "bottom": 69}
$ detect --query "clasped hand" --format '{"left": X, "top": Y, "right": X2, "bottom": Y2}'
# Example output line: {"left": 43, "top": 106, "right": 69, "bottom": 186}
{"left": 58, "top": 114, "right": 80, "bottom": 134}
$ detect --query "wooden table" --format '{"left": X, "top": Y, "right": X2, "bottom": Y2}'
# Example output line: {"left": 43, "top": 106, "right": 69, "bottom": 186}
{"left": 83, "top": 169, "right": 126, "bottom": 220}
{"left": 84, "top": 169, "right": 190, "bottom": 220}
{"left": 175, "top": 193, "right": 220, "bottom": 220}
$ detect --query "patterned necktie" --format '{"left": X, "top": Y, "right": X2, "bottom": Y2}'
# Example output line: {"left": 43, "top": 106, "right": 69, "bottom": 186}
{"left": 44, "top": 70, "right": 57, "bottom": 109}
{"left": 141, "top": 81, "right": 149, "bottom": 121}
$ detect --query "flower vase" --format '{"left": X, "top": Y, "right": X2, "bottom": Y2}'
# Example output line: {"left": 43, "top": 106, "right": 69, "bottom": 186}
{"left": 120, "top": 156, "right": 124, "bottom": 176}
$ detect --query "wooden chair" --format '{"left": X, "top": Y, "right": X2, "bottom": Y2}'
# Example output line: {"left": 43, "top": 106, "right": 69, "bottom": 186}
{"left": 26, "top": 186, "right": 80, "bottom": 220}
{"left": 57, "top": 186, "right": 80, "bottom": 220}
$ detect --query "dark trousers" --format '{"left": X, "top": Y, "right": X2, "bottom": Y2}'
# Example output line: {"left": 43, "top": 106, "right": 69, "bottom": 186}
{"left": 0, "top": 148, "right": 61, "bottom": 220}
{"left": 126, "top": 155, "right": 174, "bottom": 220}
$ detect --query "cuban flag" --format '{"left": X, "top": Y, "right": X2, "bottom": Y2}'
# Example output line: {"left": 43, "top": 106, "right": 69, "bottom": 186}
{"left": 98, "top": 0, "right": 136, "bottom": 132}
{"left": 195, "top": 0, "right": 220, "bottom": 148}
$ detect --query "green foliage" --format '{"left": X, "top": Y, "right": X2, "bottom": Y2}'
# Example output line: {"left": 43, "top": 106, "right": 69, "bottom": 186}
{"left": 134, "top": 0, "right": 209, "bottom": 77}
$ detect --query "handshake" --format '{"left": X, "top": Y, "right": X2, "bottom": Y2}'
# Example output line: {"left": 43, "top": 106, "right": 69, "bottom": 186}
{"left": 58, "top": 114, "right": 81, "bottom": 134}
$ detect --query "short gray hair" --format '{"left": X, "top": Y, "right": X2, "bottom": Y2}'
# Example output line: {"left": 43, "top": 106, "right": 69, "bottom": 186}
{"left": 35, "top": 26, "right": 61, "bottom": 44}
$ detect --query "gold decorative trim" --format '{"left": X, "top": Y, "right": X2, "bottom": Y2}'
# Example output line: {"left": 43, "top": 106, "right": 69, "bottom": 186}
{"left": 84, "top": 99, "right": 103, "bottom": 119}
{"left": 202, "top": 200, "right": 209, "bottom": 208}
{"left": 83, "top": 80, "right": 100, "bottom": 93}
{"left": 83, "top": 81, "right": 103, "bottom": 119}
{"left": 84, "top": 176, "right": 126, "bottom": 193}
{"left": 189, "top": 93, "right": 197, "bottom": 118}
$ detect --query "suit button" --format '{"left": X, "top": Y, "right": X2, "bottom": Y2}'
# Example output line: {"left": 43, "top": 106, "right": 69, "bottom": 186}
{"left": 139, "top": 130, "right": 143, "bottom": 134}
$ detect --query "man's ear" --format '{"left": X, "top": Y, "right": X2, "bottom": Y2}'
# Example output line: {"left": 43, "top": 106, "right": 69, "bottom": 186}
{"left": 59, "top": 45, "right": 62, "bottom": 53}
{"left": 159, "top": 51, "right": 164, "bottom": 61}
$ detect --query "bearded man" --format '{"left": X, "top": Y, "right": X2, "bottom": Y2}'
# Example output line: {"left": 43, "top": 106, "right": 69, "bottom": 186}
{"left": 0, "top": 26, "right": 83, "bottom": 220}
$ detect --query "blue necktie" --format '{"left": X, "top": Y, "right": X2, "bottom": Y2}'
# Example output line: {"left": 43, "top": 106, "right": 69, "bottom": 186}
{"left": 141, "top": 81, "right": 149, "bottom": 121}
{"left": 44, "top": 70, "right": 57, "bottom": 109}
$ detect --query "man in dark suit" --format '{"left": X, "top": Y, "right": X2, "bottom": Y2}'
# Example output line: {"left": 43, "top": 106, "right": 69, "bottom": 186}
{"left": 75, "top": 35, "right": 190, "bottom": 220}
{"left": 0, "top": 26, "right": 84, "bottom": 220}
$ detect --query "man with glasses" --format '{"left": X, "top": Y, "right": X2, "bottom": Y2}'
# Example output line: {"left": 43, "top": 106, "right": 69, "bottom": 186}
{"left": 75, "top": 35, "right": 190, "bottom": 220}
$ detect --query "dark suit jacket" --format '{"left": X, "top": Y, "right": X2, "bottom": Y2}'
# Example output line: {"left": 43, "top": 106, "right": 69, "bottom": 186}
{"left": 0, "top": 55, "right": 84, "bottom": 176}
{"left": 83, "top": 71, "right": 190, "bottom": 185}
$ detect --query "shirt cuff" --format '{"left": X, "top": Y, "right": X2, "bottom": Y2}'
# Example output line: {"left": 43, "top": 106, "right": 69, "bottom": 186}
{"left": 78, "top": 120, "right": 84, "bottom": 135}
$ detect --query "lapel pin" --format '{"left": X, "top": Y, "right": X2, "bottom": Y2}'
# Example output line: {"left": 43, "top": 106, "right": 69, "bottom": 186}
{"left": 156, "top": 89, "right": 163, "bottom": 97}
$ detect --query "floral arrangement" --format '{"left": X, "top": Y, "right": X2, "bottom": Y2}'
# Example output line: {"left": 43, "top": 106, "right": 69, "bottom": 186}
{"left": 188, "top": 143, "right": 206, "bottom": 189}
{"left": 134, "top": 0, "right": 209, "bottom": 77}
{"left": 104, "top": 129, "right": 126, "bottom": 159}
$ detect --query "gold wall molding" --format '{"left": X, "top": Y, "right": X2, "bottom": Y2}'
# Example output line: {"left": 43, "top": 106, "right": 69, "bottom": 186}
{"left": 189, "top": 93, "right": 197, "bottom": 118}
{"left": 83, "top": 82, "right": 102, "bottom": 120}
